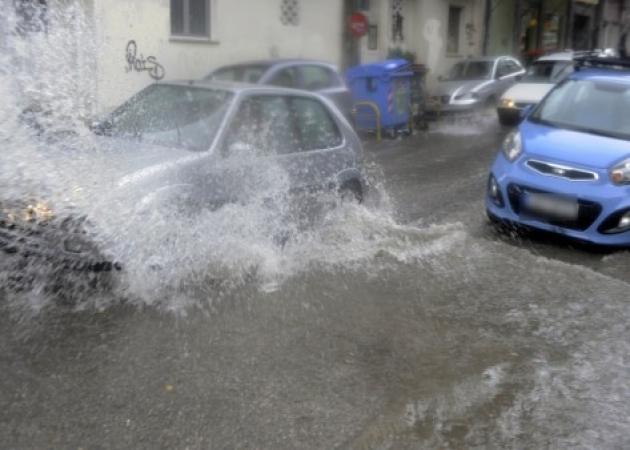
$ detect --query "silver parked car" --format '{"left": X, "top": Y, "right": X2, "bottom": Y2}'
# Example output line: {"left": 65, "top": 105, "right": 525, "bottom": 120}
{"left": 3, "top": 81, "right": 365, "bottom": 287}
{"left": 427, "top": 56, "right": 526, "bottom": 113}
{"left": 204, "top": 59, "right": 353, "bottom": 119}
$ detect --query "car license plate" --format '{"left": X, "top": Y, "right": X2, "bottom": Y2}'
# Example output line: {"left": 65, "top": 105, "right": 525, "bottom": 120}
{"left": 522, "top": 192, "right": 579, "bottom": 220}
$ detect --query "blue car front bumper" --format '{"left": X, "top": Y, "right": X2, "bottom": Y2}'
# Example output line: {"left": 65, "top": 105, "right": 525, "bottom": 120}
{"left": 486, "top": 153, "right": 630, "bottom": 247}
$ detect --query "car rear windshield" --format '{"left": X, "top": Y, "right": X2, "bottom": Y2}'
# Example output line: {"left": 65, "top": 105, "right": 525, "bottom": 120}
{"left": 524, "top": 61, "right": 573, "bottom": 83}
{"left": 446, "top": 61, "right": 493, "bottom": 80}
{"left": 106, "top": 84, "right": 233, "bottom": 151}
{"left": 207, "top": 65, "right": 269, "bottom": 84}
{"left": 530, "top": 78, "right": 630, "bottom": 141}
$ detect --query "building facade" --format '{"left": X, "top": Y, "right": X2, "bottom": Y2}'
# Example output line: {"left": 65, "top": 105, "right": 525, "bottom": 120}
{"left": 485, "top": 0, "right": 630, "bottom": 63}
{"left": 16, "top": 0, "right": 613, "bottom": 115}
{"left": 343, "top": 0, "right": 486, "bottom": 87}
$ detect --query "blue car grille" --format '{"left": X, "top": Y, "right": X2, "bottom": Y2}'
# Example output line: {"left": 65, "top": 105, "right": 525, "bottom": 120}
{"left": 507, "top": 184, "right": 602, "bottom": 231}
{"left": 526, "top": 160, "right": 598, "bottom": 181}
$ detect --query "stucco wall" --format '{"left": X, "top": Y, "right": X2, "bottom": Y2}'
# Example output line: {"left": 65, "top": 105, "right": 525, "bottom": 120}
{"left": 93, "top": 0, "right": 343, "bottom": 111}
{"left": 487, "top": 0, "right": 516, "bottom": 56}
{"left": 353, "top": 0, "right": 485, "bottom": 89}
{"left": 412, "top": 0, "right": 485, "bottom": 88}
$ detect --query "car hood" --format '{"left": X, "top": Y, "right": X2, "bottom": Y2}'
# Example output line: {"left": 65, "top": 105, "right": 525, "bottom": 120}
{"left": 433, "top": 79, "right": 491, "bottom": 97}
{"left": 521, "top": 120, "right": 630, "bottom": 169}
{"left": 37, "top": 136, "right": 209, "bottom": 208}
{"left": 501, "top": 82, "right": 554, "bottom": 104}
{"left": 59, "top": 136, "right": 201, "bottom": 181}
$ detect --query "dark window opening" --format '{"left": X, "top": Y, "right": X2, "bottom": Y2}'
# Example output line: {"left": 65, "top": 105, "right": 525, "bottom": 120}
{"left": 171, "top": 0, "right": 210, "bottom": 37}
{"left": 447, "top": 6, "right": 462, "bottom": 54}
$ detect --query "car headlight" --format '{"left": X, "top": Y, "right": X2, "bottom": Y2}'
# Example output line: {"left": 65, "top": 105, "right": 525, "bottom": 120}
{"left": 502, "top": 130, "right": 522, "bottom": 162}
{"left": 1, "top": 201, "right": 54, "bottom": 223}
{"left": 500, "top": 98, "right": 516, "bottom": 108}
{"left": 610, "top": 159, "right": 630, "bottom": 185}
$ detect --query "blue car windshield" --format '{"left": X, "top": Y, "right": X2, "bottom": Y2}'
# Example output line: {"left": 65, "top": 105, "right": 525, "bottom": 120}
{"left": 530, "top": 78, "right": 630, "bottom": 141}
{"left": 105, "top": 84, "right": 233, "bottom": 151}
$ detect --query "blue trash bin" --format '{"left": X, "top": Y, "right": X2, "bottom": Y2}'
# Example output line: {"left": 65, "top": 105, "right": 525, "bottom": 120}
{"left": 346, "top": 59, "right": 413, "bottom": 132}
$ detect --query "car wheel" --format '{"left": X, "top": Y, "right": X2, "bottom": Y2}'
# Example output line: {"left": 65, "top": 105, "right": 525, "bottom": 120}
{"left": 338, "top": 180, "right": 363, "bottom": 204}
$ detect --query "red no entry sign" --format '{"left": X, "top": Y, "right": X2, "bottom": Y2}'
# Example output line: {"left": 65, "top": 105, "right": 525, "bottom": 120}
{"left": 349, "top": 12, "right": 368, "bottom": 38}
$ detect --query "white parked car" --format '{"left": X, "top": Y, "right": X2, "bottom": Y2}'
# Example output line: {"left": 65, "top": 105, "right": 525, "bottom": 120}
{"left": 497, "top": 52, "right": 574, "bottom": 126}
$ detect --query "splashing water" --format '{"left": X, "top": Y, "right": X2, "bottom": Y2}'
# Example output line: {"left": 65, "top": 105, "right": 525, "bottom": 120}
{"left": 1, "top": 2, "right": 458, "bottom": 313}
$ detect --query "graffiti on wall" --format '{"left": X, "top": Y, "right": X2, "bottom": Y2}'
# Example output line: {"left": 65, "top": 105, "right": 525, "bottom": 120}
{"left": 125, "top": 40, "right": 165, "bottom": 81}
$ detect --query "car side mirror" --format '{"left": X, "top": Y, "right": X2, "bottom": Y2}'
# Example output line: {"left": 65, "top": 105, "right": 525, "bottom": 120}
{"left": 520, "top": 104, "right": 534, "bottom": 121}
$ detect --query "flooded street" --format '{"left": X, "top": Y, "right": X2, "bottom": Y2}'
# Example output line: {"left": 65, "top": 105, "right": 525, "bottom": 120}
{"left": 3, "top": 118, "right": 630, "bottom": 449}
{"left": 3, "top": 4, "right": 630, "bottom": 448}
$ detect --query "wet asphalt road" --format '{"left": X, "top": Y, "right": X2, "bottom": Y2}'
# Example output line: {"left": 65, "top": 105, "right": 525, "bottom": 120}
{"left": 2, "top": 115, "right": 630, "bottom": 449}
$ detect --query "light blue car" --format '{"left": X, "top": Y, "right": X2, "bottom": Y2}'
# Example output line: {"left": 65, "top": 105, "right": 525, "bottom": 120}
{"left": 486, "top": 57, "right": 630, "bottom": 246}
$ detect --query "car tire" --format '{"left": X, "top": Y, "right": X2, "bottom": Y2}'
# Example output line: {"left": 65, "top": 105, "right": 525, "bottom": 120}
{"left": 338, "top": 180, "right": 363, "bottom": 204}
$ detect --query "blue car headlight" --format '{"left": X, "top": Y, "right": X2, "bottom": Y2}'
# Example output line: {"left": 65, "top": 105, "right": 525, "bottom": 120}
{"left": 610, "top": 159, "right": 630, "bottom": 185}
{"left": 502, "top": 130, "right": 522, "bottom": 162}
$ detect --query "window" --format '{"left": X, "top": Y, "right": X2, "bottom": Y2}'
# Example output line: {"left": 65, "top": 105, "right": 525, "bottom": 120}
{"left": 524, "top": 61, "right": 573, "bottom": 83}
{"left": 446, "top": 61, "right": 492, "bottom": 80}
{"left": 224, "top": 96, "right": 299, "bottom": 156}
{"left": 298, "top": 66, "right": 337, "bottom": 91}
{"left": 208, "top": 65, "right": 269, "bottom": 83}
{"left": 292, "top": 97, "right": 342, "bottom": 151}
{"left": 268, "top": 67, "right": 300, "bottom": 89}
{"left": 171, "top": 0, "right": 210, "bottom": 37}
{"left": 447, "top": 6, "right": 462, "bottom": 54}
{"left": 224, "top": 95, "right": 341, "bottom": 156}
{"left": 495, "top": 60, "right": 511, "bottom": 78}
{"left": 504, "top": 60, "right": 522, "bottom": 75}
{"left": 532, "top": 79, "right": 630, "bottom": 140}
{"left": 108, "top": 85, "right": 233, "bottom": 151}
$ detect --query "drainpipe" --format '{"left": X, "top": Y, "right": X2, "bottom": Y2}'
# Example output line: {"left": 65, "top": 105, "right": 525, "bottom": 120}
{"left": 513, "top": 0, "right": 523, "bottom": 57}
{"left": 482, "top": 0, "right": 491, "bottom": 55}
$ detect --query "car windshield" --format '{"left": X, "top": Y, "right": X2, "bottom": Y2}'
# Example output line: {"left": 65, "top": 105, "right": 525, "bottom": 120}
{"left": 104, "top": 84, "right": 233, "bottom": 151}
{"left": 524, "top": 60, "right": 573, "bottom": 83}
{"left": 445, "top": 61, "right": 493, "bottom": 80}
{"left": 530, "top": 78, "right": 630, "bottom": 141}
{"left": 207, "top": 65, "right": 269, "bottom": 83}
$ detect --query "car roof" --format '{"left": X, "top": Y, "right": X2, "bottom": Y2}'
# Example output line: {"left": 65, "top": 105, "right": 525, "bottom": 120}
{"left": 569, "top": 68, "right": 630, "bottom": 84}
{"left": 537, "top": 52, "right": 573, "bottom": 62}
{"left": 461, "top": 55, "right": 514, "bottom": 63}
{"left": 212, "top": 59, "right": 339, "bottom": 71}
{"left": 156, "top": 79, "right": 327, "bottom": 96}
